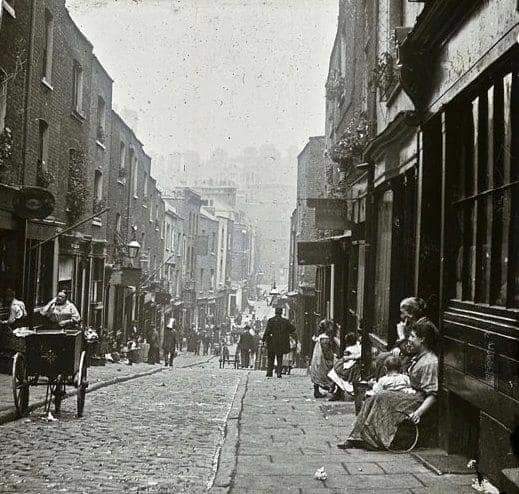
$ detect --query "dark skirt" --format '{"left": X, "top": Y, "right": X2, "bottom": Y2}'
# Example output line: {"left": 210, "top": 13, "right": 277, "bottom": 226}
{"left": 348, "top": 391, "right": 424, "bottom": 449}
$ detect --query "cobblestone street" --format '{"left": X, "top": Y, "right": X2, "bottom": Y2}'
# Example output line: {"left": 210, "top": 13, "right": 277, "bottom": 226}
{"left": 0, "top": 357, "right": 243, "bottom": 493}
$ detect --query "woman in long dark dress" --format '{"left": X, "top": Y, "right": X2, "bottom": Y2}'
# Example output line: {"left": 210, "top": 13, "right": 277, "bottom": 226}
{"left": 338, "top": 318, "right": 438, "bottom": 450}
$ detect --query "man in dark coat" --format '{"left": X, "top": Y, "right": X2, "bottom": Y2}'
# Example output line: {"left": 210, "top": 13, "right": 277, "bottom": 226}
{"left": 262, "top": 308, "right": 297, "bottom": 378}
{"left": 238, "top": 325, "right": 254, "bottom": 368}
{"left": 163, "top": 318, "right": 177, "bottom": 367}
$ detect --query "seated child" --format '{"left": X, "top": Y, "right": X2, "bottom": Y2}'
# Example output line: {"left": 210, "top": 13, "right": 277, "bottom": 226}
{"left": 342, "top": 333, "right": 361, "bottom": 370}
{"left": 369, "top": 356, "right": 416, "bottom": 395}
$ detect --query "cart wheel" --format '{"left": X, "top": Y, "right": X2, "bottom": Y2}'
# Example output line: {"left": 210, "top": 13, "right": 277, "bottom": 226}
{"left": 54, "top": 379, "right": 65, "bottom": 415}
{"left": 12, "top": 353, "right": 29, "bottom": 417}
{"left": 77, "top": 351, "right": 88, "bottom": 417}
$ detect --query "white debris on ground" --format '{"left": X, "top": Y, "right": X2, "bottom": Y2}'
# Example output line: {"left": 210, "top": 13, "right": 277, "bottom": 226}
{"left": 313, "top": 467, "right": 328, "bottom": 481}
{"left": 471, "top": 478, "right": 500, "bottom": 493}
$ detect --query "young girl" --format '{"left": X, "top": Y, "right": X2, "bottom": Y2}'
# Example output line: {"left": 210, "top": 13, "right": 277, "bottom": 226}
{"left": 328, "top": 333, "right": 362, "bottom": 400}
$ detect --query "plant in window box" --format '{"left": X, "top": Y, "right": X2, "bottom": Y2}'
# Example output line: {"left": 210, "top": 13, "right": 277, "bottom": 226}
{"left": 93, "top": 197, "right": 106, "bottom": 215}
{"left": 0, "top": 127, "right": 13, "bottom": 175}
{"left": 66, "top": 150, "right": 89, "bottom": 223}
{"left": 370, "top": 52, "right": 396, "bottom": 99}
{"left": 36, "top": 161, "right": 55, "bottom": 188}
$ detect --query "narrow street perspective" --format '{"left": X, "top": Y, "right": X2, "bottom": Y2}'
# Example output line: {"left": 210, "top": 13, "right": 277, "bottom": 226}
{"left": 1, "top": 0, "right": 518, "bottom": 493}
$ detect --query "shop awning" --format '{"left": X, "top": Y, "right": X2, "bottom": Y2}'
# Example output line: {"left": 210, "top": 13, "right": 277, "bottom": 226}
{"left": 297, "top": 232, "right": 351, "bottom": 266}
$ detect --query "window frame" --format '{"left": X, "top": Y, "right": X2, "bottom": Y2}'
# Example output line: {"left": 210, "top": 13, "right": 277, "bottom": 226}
{"left": 42, "top": 10, "right": 54, "bottom": 85}
{"left": 72, "top": 61, "right": 84, "bottom": 116}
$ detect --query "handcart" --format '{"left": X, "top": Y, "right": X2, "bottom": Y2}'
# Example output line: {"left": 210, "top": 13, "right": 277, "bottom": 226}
{"left": 2, "top": 327, "right": 88, "bottom": 418}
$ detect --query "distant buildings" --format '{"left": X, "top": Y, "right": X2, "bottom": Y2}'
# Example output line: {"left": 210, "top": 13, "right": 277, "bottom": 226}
{"left": 0, "top": 1, "right": 260, "bottom": 348}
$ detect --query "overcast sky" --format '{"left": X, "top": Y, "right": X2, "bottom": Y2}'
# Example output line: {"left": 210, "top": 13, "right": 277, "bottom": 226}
{"left": 67, "top": 0, "right": 338, "bottom": 161}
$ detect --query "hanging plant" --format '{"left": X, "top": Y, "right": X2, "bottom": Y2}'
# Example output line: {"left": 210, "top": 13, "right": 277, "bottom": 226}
{"left": 66, "top": 149, "right": 89, "bottom": 223}
{"left": 0, "top": 127, "right": 13, "bottom": 174}
{"left": 329, "top": 113, "right": 372, "bottom": 165}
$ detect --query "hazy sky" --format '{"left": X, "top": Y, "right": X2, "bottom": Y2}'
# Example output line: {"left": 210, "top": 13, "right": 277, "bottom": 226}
{"left": 67, "top": 0, "right": 338, "bottom": 161}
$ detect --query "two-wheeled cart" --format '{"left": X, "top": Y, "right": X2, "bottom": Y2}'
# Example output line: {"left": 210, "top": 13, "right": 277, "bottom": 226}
{"left": 3, "top": 328, "right": 88, "bottom": 418}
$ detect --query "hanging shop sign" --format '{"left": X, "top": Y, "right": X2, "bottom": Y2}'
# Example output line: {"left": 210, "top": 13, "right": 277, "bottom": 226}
{"left": 307, "top": 198, "right": 351, "bottom": 230}
{"left": 109, "top": 266, "right": 142, "bottom": 287}
{"left": 13, "top": 187, "right": 55, "bottom": 220}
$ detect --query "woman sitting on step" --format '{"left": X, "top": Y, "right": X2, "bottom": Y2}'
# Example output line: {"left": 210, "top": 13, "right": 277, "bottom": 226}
{"left": 338, "top": 318, "right": 438, "bottom": 450}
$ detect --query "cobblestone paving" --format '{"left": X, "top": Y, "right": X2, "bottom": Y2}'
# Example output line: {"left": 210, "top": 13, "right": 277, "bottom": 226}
{"left": 0, "top": 353, "right": 212, "bottom": 412}
{"left": 0, "top": 359, "right": 242, "bottom": 493}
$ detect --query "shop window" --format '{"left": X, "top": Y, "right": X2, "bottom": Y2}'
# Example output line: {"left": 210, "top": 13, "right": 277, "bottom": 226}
{"left": 452, "top": 71, "right": 519, "bottom": 308}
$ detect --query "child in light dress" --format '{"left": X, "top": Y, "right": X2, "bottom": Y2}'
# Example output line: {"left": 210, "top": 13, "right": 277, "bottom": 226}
{"left": 368, "top": 356, "right": 416, "bottom": 396}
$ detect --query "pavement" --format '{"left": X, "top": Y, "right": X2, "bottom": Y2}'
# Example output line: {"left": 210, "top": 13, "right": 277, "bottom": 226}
{"left": 212, "top": 369, "right": 477, "bottom": 494}
{"left": 0, "top": 357, "right": 477, "bottom": 493}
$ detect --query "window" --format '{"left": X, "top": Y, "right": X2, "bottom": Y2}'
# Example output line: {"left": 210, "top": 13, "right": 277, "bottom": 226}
{"left": 42, "top": 10, "right": 54, "bottom": 84}
{"left": 0, "top": 69, "right": 7, "bottom": 133}
{"left": 72, "top": 61, "right": 83, "bottom": 114}
{"left": 38, "top": 119, "right": 49, "bottom": 170}
{"left": 131, "top": 154, "right": 138, "bottom": 196}
{"left": 119, "top": 142, "right": 126, "bottom": 170}
{"left": 115, "top": 213, "right": 121, "bottom": 232}
{"left": 452, "top": 71, "right": 519, "bottom": 308}
{"left": 94, "top": 170, "right": 103, "bottom": 201}
{"left": 96, "top": 96, "right": 106, "bottom": 142}
{"left": 143, "top": 173, "right": 148, "bottom": 197}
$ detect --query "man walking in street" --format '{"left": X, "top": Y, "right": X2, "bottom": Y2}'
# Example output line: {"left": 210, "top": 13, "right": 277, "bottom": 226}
{"left": 262, "top": 307, "right": 297, "bottom": 378}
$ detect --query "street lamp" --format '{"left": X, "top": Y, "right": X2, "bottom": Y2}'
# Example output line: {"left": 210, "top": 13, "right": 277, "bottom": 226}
{"left": 127, "top": 240, "right": 141, "bottom": 260}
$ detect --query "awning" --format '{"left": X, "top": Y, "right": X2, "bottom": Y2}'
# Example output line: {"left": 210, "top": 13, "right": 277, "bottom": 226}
{"left": 297, "top": 232, "right": 351, "bottom": 266}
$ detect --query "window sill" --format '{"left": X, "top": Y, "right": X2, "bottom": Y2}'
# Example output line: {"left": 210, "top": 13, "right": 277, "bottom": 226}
{"left": 41, "top": 78, "right": 53, "bottom": 91}
{"left": 142, "top": 204, "right": 148, "bottom": 209}
{"left": 71, "top": 110, "right": 86, "bottom": 123}
{"left": 117, "top": 179, "right": 126, "bottom": 186}
{"left": 92, "top": 218, "right": 102, "bottom": 227}
{"left": 95, "top": 140, "right": 106, "bottom": 150}
{"left": 3, "top": 2, "right": 15, "bottom": 18}
{"left": 133, "top": 195, "right": 138, "bottom": 200}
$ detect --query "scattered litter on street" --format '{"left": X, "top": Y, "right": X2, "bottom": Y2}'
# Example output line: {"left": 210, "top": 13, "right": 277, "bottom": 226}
{"left": 314, "top": 467, "right": 328, "bottom": 481}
